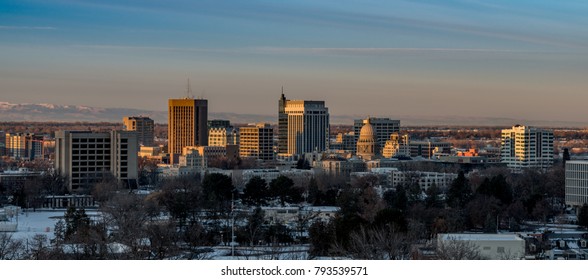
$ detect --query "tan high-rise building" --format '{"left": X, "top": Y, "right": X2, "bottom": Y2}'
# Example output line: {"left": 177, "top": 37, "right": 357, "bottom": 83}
{"left": 123, "top": 116, "right": 155, "bottom": 147}
{"left": 239, "top": 123, "right": 274, "bottom": 160}
{"left": 168, "top": 98, "right": 208, "bottom": 164}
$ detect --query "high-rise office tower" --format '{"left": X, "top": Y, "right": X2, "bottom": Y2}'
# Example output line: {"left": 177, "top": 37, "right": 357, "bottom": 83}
{"left": 353, "top": 117, "right": 400, "bottom": 154}
{"left": 278, "top": 92, "right": 288, "bottom": 154}
{"left": 168, "top": 98, "right": 208, "bottom": 164}
{"left": 123, "top": 116, "right": 155, "bottom": 146}
{"left": 279, "top": 94, "right": 329, "bottom": 156}
{"left": 500, "top": 125, "right": 554, "bottom": 172}
{"left": 239, "top": 123, "right": 274, "bottom": 160}
{"left": 55, "top": 130, "right": 138, "bottom": 192}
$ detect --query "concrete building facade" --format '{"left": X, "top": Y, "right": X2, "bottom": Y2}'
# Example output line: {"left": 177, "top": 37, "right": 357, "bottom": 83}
{"left": 565, "top": 160, "right": 588, "bottom": 210}
{"left": 55, "top": 130, "right": 138, "bottom": 192}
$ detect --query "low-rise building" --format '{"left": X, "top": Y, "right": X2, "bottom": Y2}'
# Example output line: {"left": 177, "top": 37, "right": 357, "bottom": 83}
{"left": 240, "top": 168, "right": 315, "bottom": 189}
{"left": 0, "top": 168, "right": 42, "bottom": 193}
{"left": 409, "top": 139, "right": 451, "bottom": 159}
{"left": 437, "top": 233, "right": 525, "bottom": 260}
{"left": 315, "top": 154, "right": 365, "bottom": 178}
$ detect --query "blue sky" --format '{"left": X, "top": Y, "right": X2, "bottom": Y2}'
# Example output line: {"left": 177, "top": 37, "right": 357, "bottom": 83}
{"left": 1, "top": 0, "right": 588, "bottom": 122}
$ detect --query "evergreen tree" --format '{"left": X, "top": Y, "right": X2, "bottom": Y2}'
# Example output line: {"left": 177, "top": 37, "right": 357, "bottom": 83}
{"left": 425, "top": 183, "right": 443, "bottom": 208}
{"left": 202, "top": 173, "right": 234, "bottom": 208}
{"left": 63, "top": 207, "right": 90, "bottom": 240}
{"left": 447, "top": 171, "right": 472, "bottom": 209}
{"left": 563, "top": 148, "right": 571, "bottom": 168}
{"left": 269, "top": 175, "right": 296, "bottom": 206}
{"left": 242, "top": 176, "right": 269, "bottom": 206}
{"left": 476, "top": 174, "right": 512, "bottom": 205}
{"left": 578, "top": 204, "right": 588, "bottom": 228}
{"left": 308, "top": 220, "right": 336, "bottom": 258}
{"left": 296, "top": 158, "right": 311, "bottom": 170}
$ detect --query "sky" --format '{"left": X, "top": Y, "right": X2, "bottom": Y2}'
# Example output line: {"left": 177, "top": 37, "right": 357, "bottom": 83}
{"left": 1, "top": 0, "right": 588, "bottom": 122}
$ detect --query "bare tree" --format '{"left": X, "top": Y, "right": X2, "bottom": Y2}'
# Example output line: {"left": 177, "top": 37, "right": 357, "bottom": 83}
{"left": 346, "top": 226, "right": 410, "bottom": 260}
{"left": 101, "top": 192, "right": 150, "bottom": 258}
{"left": 145, "top": 221, "right": 179, "bottom": 259}
{"left": 0, "top": 233, "right": 26, "bottom": 260}
{"left": 436, "top": 237, "right": 485, "bottom": 260}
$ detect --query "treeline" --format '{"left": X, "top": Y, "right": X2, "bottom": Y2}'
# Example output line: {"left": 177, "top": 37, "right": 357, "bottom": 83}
{"left": 306, "top": 166, "right": 567, "bottom": 259}
{"left": 0, "top": 165, "right": 569, "bottom": 260}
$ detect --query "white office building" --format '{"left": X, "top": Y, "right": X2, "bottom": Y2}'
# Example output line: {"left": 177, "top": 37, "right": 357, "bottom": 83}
{"left": 500, "top": 125, "right": 553, "bottom": 172}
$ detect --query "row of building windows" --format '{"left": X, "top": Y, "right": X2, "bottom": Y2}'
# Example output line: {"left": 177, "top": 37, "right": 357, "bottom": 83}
{"left": 72, "top": 138, "right": 110, "bottom": 143}
{"left": 72, "top": 150, "right": 109, "bottom": 155}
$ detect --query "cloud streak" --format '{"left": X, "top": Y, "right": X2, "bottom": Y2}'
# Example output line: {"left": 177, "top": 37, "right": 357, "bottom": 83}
{"left": 71, "top": 44, "right": 244, "bottom": 54}
{"left": 252, "top": 47, "right": 557, "bottom": 56}
{"left": 0, "top": 26, "right": 56, "bottom": 30}
{"left": 74, "top": 44, "right": 557, "bottom": 55}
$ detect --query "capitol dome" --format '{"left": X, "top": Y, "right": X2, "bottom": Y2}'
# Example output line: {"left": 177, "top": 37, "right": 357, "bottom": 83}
{"left": 359, "top": 119, "right": 375, "bottom": 140}
{"left": 356, "top": 118, "right": 378, "bottom": 160}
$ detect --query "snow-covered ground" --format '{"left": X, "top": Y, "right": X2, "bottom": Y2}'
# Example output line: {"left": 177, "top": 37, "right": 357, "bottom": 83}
{"left": 2, "top": 209, "right": 100, "bottom": 242}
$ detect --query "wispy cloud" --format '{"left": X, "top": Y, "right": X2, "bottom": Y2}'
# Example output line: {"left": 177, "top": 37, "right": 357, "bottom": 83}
{"left": 71, "top": 45, "right": 570, "bottom": 59}
{"left": 252, "top": 47, "right": 555, "bottom": 56}
{"left": 71, "top": 44, "right": 243, "bottom": 54}
{"left": 0, "top": 26, "right": 56, "bottom": 30}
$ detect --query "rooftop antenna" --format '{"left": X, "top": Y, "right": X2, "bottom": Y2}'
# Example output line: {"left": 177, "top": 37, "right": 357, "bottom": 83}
{"left": 186, "top": 78, "right": 194, "bottom": 99}
{"left": 280, "top": 85, "right": 285, "bottom": 100}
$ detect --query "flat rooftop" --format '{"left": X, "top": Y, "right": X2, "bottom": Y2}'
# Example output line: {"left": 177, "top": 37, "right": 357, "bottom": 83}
{"left": 439, "top": 233, "right": 524, "bottom": 241}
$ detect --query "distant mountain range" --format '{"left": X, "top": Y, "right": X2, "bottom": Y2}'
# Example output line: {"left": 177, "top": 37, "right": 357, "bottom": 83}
{"left": 0, "top": 101, "right": 585, "bottom": 127}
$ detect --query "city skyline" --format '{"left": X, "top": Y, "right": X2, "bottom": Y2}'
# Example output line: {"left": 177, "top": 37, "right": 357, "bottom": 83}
{"left": 2, "top": 1, "right": 588, "bottom": 122}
